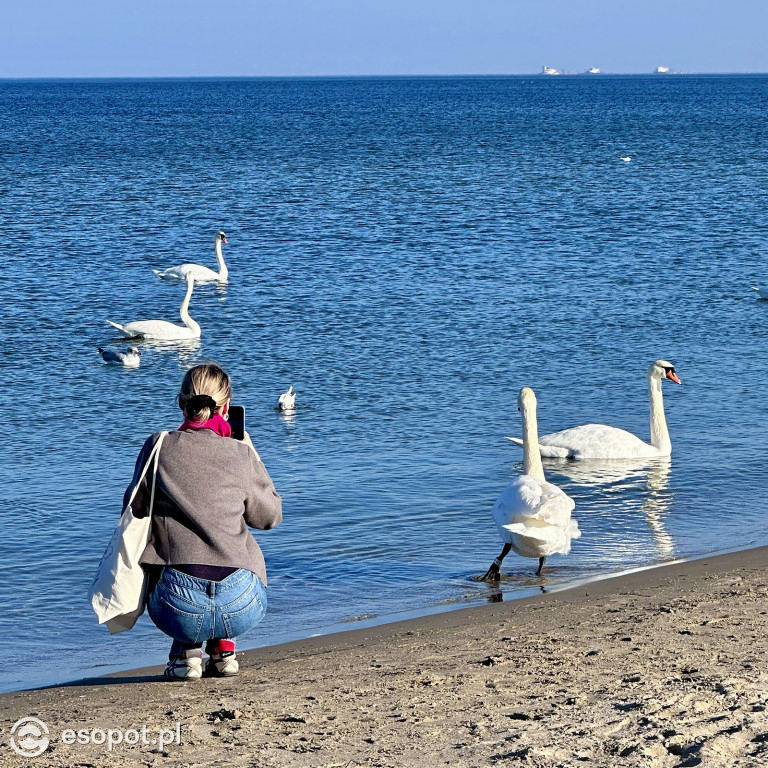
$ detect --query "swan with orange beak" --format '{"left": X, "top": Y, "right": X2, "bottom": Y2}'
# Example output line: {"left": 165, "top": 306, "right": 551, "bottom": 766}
{"left": 506, "top": 360, "right": 682, "bottom": 460}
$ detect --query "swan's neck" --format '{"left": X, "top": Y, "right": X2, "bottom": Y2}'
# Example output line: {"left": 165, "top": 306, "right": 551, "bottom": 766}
{"left": 180, "top": 281, "right": 200, "bottom": 334}
{"left": 648, "top": 373, "right": 671, "bottom": 454}
{"left": 522, "top": 403, "right": 546, "bottom": 483}
{"left": 215, "top": 238, "right": 228, "bottom": 279}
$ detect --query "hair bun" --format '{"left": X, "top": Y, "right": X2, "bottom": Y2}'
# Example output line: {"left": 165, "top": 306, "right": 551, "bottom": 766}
{"left": 187, "top": 394, "right": 218, "bottom": 413}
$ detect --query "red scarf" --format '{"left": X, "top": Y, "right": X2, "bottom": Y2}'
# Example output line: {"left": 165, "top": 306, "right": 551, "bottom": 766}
{"left": 178, "top": 413, "right": 232, "bottom": 438}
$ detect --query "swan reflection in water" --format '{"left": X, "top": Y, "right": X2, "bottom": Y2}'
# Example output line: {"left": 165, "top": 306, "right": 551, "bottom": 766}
{"left": 548, "top": 456, "right": 674, "bottom": 557}
{"left": 125, "top": 337, "right": 203, "bottom": 369}
{"left": 478, "top": 457, "right": 675, "bottom": 604}
{"left": 642, "top": 459, "right": 674, "bottom": 555}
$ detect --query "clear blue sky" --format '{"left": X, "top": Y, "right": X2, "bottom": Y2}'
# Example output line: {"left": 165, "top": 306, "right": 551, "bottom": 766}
{"left": 2, "top": 0, "right": 766, "bottom": 78}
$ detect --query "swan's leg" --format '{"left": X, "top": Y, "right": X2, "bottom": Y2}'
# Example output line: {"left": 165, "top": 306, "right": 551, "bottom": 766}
{"left": 536, "top": 556, "right": 546, "bottom": 577}
{"left": 481, "top": 543, "right": 512, "bottom": 582}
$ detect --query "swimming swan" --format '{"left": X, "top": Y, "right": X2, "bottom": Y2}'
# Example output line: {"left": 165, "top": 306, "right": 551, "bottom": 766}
{"left": 482, "top": 387, "right": 580, "bottom": 580}
{"left": 277, "top": 385, "right": 296, "bottom": 411}
{"left": 154, "top": 231, "right": 228, "bottom": 283}
{"left": 507, "top": 360, "right": 681, "bottom": 460}
{"left": 106, "top": 273, "right": 201, "bottom": 340}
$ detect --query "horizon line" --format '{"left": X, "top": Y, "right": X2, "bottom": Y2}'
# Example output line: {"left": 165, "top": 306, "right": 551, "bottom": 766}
{"left": 1, "top": 70, "right": 768, "bottom": 82}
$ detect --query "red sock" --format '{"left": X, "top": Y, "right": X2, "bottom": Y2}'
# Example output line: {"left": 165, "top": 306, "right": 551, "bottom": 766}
{"left": 206, "top": 639, "right": 236, "bottom": 655}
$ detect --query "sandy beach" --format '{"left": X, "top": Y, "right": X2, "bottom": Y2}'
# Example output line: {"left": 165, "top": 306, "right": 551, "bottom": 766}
{"left": 2, "top": 547, "right": 767, "bottom": 767}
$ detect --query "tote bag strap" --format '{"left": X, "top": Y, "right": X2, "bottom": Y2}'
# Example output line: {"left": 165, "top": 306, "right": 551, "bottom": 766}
{"left": 124, "top": 431, "right": 168, "bottom": 511}
{"left": 146, "top": 431, "right": 167, "bottom": 518}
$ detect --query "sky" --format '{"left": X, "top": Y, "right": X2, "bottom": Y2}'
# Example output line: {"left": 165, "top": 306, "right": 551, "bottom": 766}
{"left": 1, "top": 0, "right": 767, "bottom": 78}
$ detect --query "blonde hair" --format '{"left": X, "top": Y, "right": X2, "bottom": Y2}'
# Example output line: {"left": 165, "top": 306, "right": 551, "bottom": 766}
{"left": 178, "top": 363, "right": 232, "bottom": 423}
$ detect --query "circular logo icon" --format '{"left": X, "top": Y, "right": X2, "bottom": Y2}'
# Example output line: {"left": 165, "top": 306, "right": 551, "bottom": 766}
{"left": 10, "top": 717, "right": 50, "bottom": 758}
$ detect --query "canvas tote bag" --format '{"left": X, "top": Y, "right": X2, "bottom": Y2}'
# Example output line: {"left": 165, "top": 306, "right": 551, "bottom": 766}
{"left": 90, "top": 431, "right": 168, "bottom": 634}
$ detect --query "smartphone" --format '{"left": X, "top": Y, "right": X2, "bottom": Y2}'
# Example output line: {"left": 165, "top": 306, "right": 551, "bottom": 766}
{"left": 228, "top": 405, "right": 245, "bottom": 441}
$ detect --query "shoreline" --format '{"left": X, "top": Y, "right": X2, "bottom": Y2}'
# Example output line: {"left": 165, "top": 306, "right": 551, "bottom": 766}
{"left": 0, "top": 545, "right": 738, "bottom": 696}
{"left": 2, "top": 545, "right": 767, "bottom": 766}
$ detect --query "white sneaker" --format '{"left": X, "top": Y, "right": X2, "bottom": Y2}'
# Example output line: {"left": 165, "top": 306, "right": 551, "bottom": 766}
{"left": 205, "top": 650, "right": 240, "bottom": 677}
{"left": 164, "top": 649, "right": 203, "bottom": 680}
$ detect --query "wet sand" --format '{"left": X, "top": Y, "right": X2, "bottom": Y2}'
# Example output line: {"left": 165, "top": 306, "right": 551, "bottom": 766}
{"left": 1, "top": 547, "right": 767, "bottom": 767}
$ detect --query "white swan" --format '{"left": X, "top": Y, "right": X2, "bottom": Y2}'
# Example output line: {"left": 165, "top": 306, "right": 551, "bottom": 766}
{"left": 98, "top": 346, "right": 141, "bottom": 368}
{"left": 154, "top": 231, "right": 228, "bottom": 283}
{"left": 106, "top": 273, "right": 201, "bottom": 341}
{"left": 507, "top": 360, "right": 681, "bottom": 460}
{"left": 278, "top": 385, "right": 296, "bottom": 411}
{"left": 482, "top": 387, "right": 580, "bottom": 580}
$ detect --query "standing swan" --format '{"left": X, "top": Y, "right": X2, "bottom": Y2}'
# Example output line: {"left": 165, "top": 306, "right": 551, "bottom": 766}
{"left": 106, "top": 273, "right": 201, "bottom": 340}
{"left": 507, "top": 360, "right": 682, "bottom": 460}
{"left": 154, "top": 231, "right": 229, "bottom": 283}
{"left": 482, "top": 387, "right": 580, "bottom": 580}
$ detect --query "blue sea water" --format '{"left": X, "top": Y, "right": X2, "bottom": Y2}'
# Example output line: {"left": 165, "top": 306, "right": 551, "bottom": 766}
{"left": 1, "top": 75, "right": 767, "bottom": 693}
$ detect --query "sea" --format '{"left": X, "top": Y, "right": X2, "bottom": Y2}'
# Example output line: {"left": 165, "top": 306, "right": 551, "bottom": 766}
{"left": 1, "top": 74, "right": 767, "bottom": 693}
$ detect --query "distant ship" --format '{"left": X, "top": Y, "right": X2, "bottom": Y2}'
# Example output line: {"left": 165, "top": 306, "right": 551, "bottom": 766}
{"left": 587, "top": 67, "right": 602, "bottom": 74}
{"left": 541, "top": 66, "right": 560, "bottom": 75}
{"left": 654, "top": 66, "right": 671, "bottom": 74}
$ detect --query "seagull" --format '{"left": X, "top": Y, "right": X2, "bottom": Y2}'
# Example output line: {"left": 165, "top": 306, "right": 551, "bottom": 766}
{"left": 620, "top": 156, "right": 632, "bottom": 162}
{"left": 277, "top": 385, "right": 296, "bottom": 411}
{"left": 98, "top": 346, "right": 141, "bottom": 368}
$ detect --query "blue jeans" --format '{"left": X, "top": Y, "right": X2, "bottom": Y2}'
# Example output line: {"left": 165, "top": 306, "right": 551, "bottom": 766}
{"left": 148, "top": 567, "right": 267, "bottom": 656}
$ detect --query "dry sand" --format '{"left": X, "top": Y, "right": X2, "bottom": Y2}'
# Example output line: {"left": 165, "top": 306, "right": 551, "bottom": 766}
{"left": 2, "top": 547, "right": 767, "bottom": 767}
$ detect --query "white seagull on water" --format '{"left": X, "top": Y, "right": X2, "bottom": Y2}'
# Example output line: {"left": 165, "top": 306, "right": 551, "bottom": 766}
{"left": 277, "top": 386, "right": 297, "bottom": 411}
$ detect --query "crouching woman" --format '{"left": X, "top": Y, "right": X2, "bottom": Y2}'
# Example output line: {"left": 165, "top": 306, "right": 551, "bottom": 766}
{"left": 124, "top": 363, "right": 282, "bottom": 680}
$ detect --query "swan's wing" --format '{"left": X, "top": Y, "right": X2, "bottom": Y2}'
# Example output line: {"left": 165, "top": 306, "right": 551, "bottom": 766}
{"left": 538, "top": 424, "right": 659, "bottom": 459}
{"left": 184, "top": 265, "right": 219, "bottom": 281}
{"left": 506, "top": 436, "right": 570, "bottom": 458}
{"left": 568, "top": 519, "right": 582, "bottom": 540}
{"left": 503, "top": 520, "right": 577, "bottom": 554}
{"left": 534, "top": 480, "right": 576, "bottom": 527}
{"left": 120, "top": 320, "right": 183, "bottom": 339}
{"left": 492, "top": 478, "right": 532, "bottom": 540}
{"left": 155, "top": 263, "right": 218, "bottom": 281}
{"left": 155, "top": 266, "right": 185, "bottom": 279}
{"left": 106, "top": 320, "right": 140, "bottom": 338}
{"left": 491, "top": 475, "right": 573, "bottom": 536}
{"left": 497, "top": 476, "right": 578, "bottom": 554}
